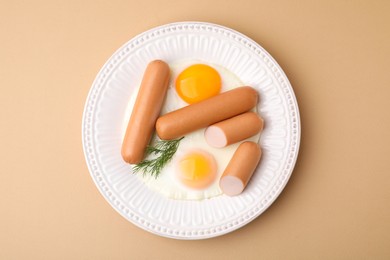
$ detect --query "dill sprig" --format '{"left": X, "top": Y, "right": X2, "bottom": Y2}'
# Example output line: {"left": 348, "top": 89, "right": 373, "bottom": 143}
{"left": 132, "top": 137, "right": 184, "bottom": 178}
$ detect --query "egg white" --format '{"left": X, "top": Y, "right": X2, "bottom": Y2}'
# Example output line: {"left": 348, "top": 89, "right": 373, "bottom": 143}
{"left": 126, "top": 60, "right": 260, "bottom": 200}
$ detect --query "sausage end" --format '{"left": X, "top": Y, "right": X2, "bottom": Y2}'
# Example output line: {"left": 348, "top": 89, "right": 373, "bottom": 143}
{"left": 149, "top": 59, "right": 169, "bottom": 69}
{"left": 220, "top": 176, "right": 245, "bottom": 196}
{"left": 121, "top": 145, "right": 144, "bottom": 164}
{"left": 155, "top": 117, "right": 171, "bottom": 140}
{"left": 204, "top": 126, "right": 227, "bottom": 148}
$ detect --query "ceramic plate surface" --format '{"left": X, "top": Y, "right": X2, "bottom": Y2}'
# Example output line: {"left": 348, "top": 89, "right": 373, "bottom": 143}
{"left": 82, "top": 21, "right": 300, "bottom": 239}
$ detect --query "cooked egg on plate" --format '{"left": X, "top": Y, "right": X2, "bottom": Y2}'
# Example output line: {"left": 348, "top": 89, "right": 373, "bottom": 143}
{"left": 123, "top": 59, "right": 260, "bottom": 200}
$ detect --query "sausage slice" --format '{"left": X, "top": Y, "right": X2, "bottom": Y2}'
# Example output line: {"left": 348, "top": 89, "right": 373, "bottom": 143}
{"left": 204, "top": 112, "right": 264, "bottom": 148}
{"left": 219, "top": 141, "right": 262, "bottom": 196}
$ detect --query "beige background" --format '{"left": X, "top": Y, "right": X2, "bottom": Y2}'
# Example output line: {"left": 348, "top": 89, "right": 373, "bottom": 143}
{"left": 1, "top": 0, "right": 390, "bottom": 259}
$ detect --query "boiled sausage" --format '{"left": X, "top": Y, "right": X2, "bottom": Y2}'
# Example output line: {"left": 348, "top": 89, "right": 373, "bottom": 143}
{"left": 156, "top": 86, "right": 258, "bottom": 140}
{"left": 204, "top": 112, "right": 263, "bottom": 148}
{"left": 121, "top": 60, "right": 170, "bottom": 164}
{"left": 219, "top": 141, "right": 262, "bottom": 196}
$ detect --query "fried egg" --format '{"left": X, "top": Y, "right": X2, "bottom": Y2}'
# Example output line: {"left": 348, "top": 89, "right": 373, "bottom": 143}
{"left": 131, "top": 60, "right": 260, "bottom": 200}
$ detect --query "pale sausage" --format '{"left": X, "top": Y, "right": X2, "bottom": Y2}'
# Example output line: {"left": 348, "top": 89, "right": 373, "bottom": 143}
{"left": 156, "top": 86, "right": 258, "bottom": 140}
{"left": 219, "top": 141, "right": 262, "bottom": 196}
{"left": 204, "top": 112, "right": 264, "bottom": 148}
{"left": 121, "top": 60, "right": 170, "bottom": 164}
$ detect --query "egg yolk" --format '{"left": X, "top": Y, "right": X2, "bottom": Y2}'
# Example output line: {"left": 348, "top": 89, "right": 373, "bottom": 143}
{"left": 176, "top": 151, "right": 217, "bottom": 190}
{"left": 175, "top": 64, "right": 221, "bottom": 104}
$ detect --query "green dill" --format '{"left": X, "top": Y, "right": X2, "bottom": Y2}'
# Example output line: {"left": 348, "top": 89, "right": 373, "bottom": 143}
{"left": 132, "top": 137, "right": 184, "bottom": 178}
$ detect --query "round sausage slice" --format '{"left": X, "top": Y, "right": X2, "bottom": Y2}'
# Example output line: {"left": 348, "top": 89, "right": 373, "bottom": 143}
{"left": 121, "top": 60, "right": 170, "bottom": 164}
{"left": 204, "top": 112, "right": 264, "bottom": 148}
{"left": 219, "top": 141, "right": 262, "bottom": 196}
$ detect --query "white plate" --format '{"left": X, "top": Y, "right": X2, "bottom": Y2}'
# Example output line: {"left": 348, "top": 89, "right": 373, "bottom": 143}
{"left": 82, "top": 22, "right": 300, "bottom": 239}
